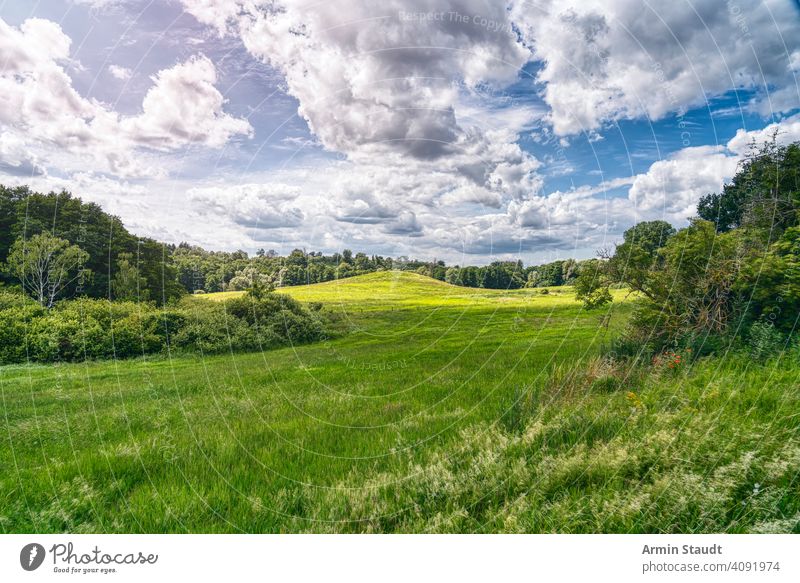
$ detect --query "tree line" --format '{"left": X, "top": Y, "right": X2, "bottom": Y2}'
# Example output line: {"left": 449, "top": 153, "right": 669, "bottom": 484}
{"left": 0, "top": 184, "right": 591, "bottom": 308}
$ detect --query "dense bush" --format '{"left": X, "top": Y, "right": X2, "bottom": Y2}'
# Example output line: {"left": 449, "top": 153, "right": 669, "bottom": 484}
{"left": 0, "top": 290, "right": 328, "bottom": 364}
{"left": 583, "top": 140, "right": 800, "bottom": 358}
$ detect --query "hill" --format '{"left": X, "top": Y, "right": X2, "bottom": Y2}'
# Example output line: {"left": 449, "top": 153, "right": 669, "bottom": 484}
{"left": 205, "top": 270, "right": 578, "bottom": 307}
{"left": 2, "top": 272, "right": 798, "bottom": 532}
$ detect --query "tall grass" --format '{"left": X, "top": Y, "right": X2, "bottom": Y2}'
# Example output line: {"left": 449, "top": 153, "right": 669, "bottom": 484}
{"left": 1, "top": 272, "right": 796, "bottom": 533}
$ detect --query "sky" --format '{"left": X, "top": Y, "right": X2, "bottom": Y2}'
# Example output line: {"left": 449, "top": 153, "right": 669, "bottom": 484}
{"left": 0, "top": 0, "right": 799, "bottom": 265}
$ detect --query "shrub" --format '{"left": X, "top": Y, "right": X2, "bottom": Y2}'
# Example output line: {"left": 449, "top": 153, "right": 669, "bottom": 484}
{"left": 0, "top": 290, "right": 329, "bottom": 364}
{"left": 112, "top": 313, "right": 164, "bottom": 357}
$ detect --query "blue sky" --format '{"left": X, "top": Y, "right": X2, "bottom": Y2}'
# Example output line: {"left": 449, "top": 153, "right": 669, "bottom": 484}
{"left": 1, "top": 0, "right": 799, "bottom": 264}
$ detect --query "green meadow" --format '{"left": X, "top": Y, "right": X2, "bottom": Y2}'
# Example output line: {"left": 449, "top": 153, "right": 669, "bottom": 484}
{"left": 1, "top": 272, "right": 798, "bottom": 533}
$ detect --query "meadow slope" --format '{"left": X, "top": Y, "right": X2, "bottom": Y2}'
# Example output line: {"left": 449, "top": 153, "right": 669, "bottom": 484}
{"left": 1, "top": 272, "right": 798, "bottom": 533}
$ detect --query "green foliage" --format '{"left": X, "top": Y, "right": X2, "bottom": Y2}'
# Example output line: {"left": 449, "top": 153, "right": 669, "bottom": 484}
{"left": 622, "top": 220, "right": 677, "bottom": 253}
{"left": 2, "top": 185, "right": 601, "bottom": 302}
{"left": 112, "top": 252, "right": 149, "bottom": 301}
{"left": 607, "top": 220, "right": 675, "bottom": 297}
{"left": 658, "top": 220, "right": 741, "bottom": 333}
{"left": 527, "top": 260, "right": 564, "bottom": 287}
{"left": 133, "top": 238, "right": 184, "bottom": 304}
{"left": 0, "top": 186, "right": 182, "bottom": 304}
{"left": 5, "top": 233, "right": 90, "bottom": 308}
{"left": 0, "top": 287, "right": 327, "bottom": 364}
{"left": 574, "top": 259, "right": 612, "bottom": 309}
{"left": 737, "top": 225, "right": 800, "bottom": 331}
{"left": 444, "top": 266, "right": 460, "bottom": 285}
{"left": 607, "top": 141, "right": 800, "bottom": 354}
{"left": 698, "top": 139, "right": 800, "bottom": 236}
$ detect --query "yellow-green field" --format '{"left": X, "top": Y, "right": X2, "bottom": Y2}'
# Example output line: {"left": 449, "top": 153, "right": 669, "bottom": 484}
{"left": 2, "top": 272, "right": 798, "bottom": 533}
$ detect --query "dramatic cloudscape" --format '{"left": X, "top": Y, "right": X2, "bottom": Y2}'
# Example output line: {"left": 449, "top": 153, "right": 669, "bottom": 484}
{"left": 1, "top": 0, "right": 799, "bottom": 263}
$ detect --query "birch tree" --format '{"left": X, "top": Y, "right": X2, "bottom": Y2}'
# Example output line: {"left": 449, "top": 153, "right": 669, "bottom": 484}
{"left": 6, "top": 233, "right": 89, "bottom": 308}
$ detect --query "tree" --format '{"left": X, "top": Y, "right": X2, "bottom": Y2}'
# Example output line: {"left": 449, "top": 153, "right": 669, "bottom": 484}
{"left": 622, "top": 220, "right": 676, "bottom": 253}
{"left": 112, "top": 252, "right": 149, "bottom": 301}
{"left": 697, "top": 139, "right": 800, "bottom": 237}
{"left": 354, "top": 252, "right": 372, "bottom": 271}
{"left": 285, "top": 249, "right": 307, "bottom": 267}
{"left": 460, "top": 266, "right": 480, "bottom": 287}
{"left": 227, "top": 266, "right": 274, "bottom": 291}
{"left": 6, "top": 188, "right": 136, "bottom": 296}
{"left": 658, "top": 220, "right": 741, "bottom": 336}
{"left": 574, "top": 259, "right": 612, "bottom": 309}
{"left": 6, "top": 233, "right": 90, "bottom": 308}
{"left": 561, "top": 258, "right": 578, "bottom": 284}
{"left": 616, "top": 220, "right": 742, "bottom": 348}
{"left": 445, "top": 267, "right": 460, "bottom": 285}
{"left": 336, "top": 262, "right": 352, "bottom": 279}
{"left": 531, "top": 261, "right": 563, "bottom": 287}
{"left": 608, "top": 220, "right": 676, "bottom": 299}
{"left": 134, "top": 238, "right": 184, "bottom": 304}
{"left": 736, "top": 225, "right": 800, "bottom": 332}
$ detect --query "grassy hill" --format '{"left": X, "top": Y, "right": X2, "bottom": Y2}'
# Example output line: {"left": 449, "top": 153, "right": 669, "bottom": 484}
{"left": 1, "top": 272, "right": 798, "bottom": 533}
{"left": 205, "top": 270, "right": 571, "bottom": 306}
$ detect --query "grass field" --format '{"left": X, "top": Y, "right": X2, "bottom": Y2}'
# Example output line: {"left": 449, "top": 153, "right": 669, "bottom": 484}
{"left": 1, "top": 272, "right": 798, "bottom": 533}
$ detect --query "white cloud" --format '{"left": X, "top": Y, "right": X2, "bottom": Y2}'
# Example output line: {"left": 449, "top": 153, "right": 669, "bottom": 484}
{"left": 0, "top": 18, "right": 252, "bottom": 178}
{"left": 510, "top": 0, "right": 800, "bottom": 136}
{"left": 180, "top": 0, "right": 242, "bottom": 36}
{"left": 627, "top": 113, "right": 800, "bottom": 222}
{"left": 628, "top": 146, "right": 739, "bottom": 218}
{"left": 5, "top": 2, "right": 800, "bottom": 263}
{"left": 108, "top": 64, "right": 132, "bottom": 80}
{"left": 0, "top": 132, "right": 46, "bottom": 176}
{"left": 236, "top": 0, "right": 530, "bottom": 159}
{"left": 180, "top": 0, "right": 544, "bottom": 214}
{"left": 727, "top": 114, "right": 800, "bottom": 155}
{"left": 384, "top": 210, "right": 423, "bottom": 235}
{"left": 188, "top": 183, "right": 305, "bottom": 229}
{"left": 121, "top": 55, "right": 253, "bottom": 150}
{"left": 171, "top": 0, "right": 800, "bottom": 260}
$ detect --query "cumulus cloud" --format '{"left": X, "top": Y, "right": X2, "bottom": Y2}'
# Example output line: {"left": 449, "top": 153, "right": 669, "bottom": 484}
{"left": 180, "top": 0, "right": 242, "bottom": 36}
{"left": 429, "top": 211, "right": 572, "bottom": 256}
{"left": 0, "top": 132, "right": 46, "bottom": 177}
{"left": 235, "top": 0, "right": 529, "bottom": 158}
{"left": 510, "top": 0, "right": 800, "bottom": 136}
{"left": 173, "top": 0, "right": 800, "bottom": 259}
{"left": 6, "top": 1, "right": 800, "bottom": 263}
{"left": 626, "top": 113, "right": 800, "bottom": 222}
{"left": 0, "top": 18, "right": 252, "bottom": 178}
{"left": 188, "top": 183, "right": 305, "bottom": 229}
{"left": 727, "top": 114, "right": 800, "bottom": 155}
{"left": 180, "top": 0, "right": 544, "bottom": 214}
{"left": 384, "top": 210, "right": 423, "bottom": 235}
{"left": 121, "top": 55, "right": 253, "bottom": 150}
{"left": 628, "top": 146, "right": 739, "bottom": 218}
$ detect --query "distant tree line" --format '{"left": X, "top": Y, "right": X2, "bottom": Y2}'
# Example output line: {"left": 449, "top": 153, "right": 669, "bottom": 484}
{"left": 0, "top": 184, "right": 590, "bottom": 309}
{"left": 173, "top": 245, "right": 591, "bottom": 294}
